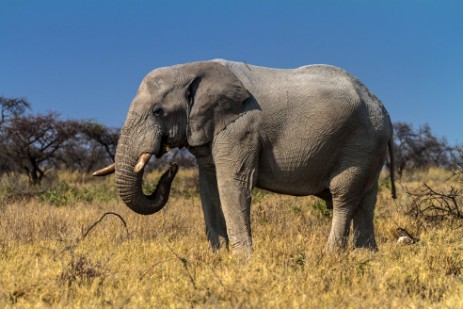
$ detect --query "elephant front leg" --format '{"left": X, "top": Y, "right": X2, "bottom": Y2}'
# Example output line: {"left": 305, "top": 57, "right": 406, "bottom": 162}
{"left": 197, "top": 161, "right": 228, "bottom": 251}
{"left": 210, "top": 117, "right": 260, "bottom": 255}
{"left": 212, "top": 147, "right": 258, "bottom": 254}
{"left": 215, "top": 175, "right": 253, "bottom": 255}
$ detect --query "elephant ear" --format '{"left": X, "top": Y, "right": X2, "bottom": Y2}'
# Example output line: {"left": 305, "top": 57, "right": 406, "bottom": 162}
{"left": 185, "top": 62, "right": 250, "bottom": 146}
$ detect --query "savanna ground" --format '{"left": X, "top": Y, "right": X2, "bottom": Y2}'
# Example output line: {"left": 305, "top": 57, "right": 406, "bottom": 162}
{"left": 1, "top": 167, "right": 462, "bottom": 308}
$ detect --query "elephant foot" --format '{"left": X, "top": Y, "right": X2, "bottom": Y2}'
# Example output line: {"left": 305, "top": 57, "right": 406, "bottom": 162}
{"left": 325, "top": 237, "right": 378, "bottom": 252}
{"left": 208, "top": 234, "right": 229, "bottom": 252}
{"left": 324, "top": 239, "right": 348, "bottom": 253}
{"left": 228, "top": 234, "right": 253, "bottom": 256}
{"left": 353, "top": 237, "right": 378, "bottom": 251}
{"left": 325, "top": 221, "right": 350, "bottom": 253}
{"left": 231, "top": 245, "right": 253, "bottom": 258}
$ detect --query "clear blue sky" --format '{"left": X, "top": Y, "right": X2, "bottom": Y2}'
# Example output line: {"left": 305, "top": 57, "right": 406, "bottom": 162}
{"left": 1, "top": 0, "right": 462, "bottom": 144}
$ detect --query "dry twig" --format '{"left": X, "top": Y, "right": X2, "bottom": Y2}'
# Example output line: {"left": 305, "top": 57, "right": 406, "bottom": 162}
{"left": 82, "top": 211, "right": 130, "bottom": 240}
{"left": 406, "top": 183, "right": 462, "bottom": 221}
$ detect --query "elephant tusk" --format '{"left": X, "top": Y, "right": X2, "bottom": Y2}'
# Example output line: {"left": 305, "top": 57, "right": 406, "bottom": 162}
{"left": 92, "top": 163, "right": 116, "bottom": 176}
{"left": 134, "top": 153, "right": 152, "bottom": 173}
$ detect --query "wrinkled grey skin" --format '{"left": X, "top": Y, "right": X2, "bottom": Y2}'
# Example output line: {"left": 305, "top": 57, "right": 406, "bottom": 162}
{"left": 115, "top": 59, "right": 395, "bottom": 254}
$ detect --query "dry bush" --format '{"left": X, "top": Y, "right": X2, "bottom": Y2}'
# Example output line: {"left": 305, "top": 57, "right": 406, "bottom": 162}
{"left": 0, "top": 168, "right": 462, "bottom": 308}
{"left": 407, "top": 184, "right": 462, "bottom": 221}
{"left": 398, "top": 167, "right": 463, "bottom": 232}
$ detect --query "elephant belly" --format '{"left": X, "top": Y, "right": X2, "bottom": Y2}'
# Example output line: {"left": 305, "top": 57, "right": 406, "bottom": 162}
{"left": 255, "top": 149, "right": 332, "bottom": 196}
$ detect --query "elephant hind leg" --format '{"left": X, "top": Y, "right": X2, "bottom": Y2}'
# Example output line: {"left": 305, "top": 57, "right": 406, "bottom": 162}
{"left": 327, "top": 192, "right": 378, "bottom": 251}
{"left": 352, "top": 186, "right": 378, "bottom": 250}
{"left": 325, "top": 198, "right": 356, "bottom": 251}
{"left": 325, "top": 166, "right": 369, "bottom": 251}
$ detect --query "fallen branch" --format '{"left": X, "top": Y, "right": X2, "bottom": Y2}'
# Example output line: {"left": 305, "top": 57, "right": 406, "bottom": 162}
{"left": 406, "top": 183, "right": 462, "bottom": 221}
{"left": 82, "top": 212, "right": 130, "bottom": 240}
{"left": 139, "top": 258, "right": 176, "bottom": 281}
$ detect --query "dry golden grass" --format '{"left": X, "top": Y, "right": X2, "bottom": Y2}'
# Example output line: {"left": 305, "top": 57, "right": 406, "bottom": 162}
{"left": 1, "top": 168, "right": 462, "bottom": 308}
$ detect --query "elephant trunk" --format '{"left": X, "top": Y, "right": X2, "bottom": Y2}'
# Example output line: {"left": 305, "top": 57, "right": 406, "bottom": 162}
{"left": 115, "top": 141, "right": 178, "bottom": 215}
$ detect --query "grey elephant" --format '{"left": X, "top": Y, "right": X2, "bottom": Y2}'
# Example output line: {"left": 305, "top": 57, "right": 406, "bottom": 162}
{"left": 94, "top": 59, "right": 396, "bottom": 253}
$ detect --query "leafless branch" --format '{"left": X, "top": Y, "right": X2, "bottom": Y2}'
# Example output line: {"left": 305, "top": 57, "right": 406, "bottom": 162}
{"left": 406, "top": 183, "right": 462, "bottom": 221}
{"left": 162, "top": 239, "right": 197, "bottom": 289}
{"left": 82, "top": 212, "right": 130, "bottom": 240}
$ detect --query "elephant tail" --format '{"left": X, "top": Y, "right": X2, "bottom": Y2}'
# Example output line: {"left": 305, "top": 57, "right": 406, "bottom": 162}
{"left": 388, "top": 138, "right": 397, "bottom": 199}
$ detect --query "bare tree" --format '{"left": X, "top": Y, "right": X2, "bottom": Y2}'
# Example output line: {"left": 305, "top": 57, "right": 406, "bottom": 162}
{"left": 80, "top": 120, "right": 119, "bottom": 163}
{"left": 394, "top": 122, "right": 461, "bottom": 177}
{"left": 3, "top": 112, "right": 79, "bottom": 184}
{"left": 0, "top": 96, "right": 31, "bottom": 125}
{"left": 56, "top": 120, "right": 119, "bottom": 173}
{"left": 0, "top": 96, "right": 31, "bottom": 175}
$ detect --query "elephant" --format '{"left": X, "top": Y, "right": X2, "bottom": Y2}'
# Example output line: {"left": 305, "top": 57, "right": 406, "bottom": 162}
{"left": 94, "top": 59, "right": 396, "bottom": 254}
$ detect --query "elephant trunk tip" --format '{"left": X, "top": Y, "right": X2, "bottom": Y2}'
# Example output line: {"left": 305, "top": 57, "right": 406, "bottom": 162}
{"left": 117, "top": 161, "right": 179, "bottom": 215}
{"left": 148, "top": 162, "right": 179, "bottom": 199}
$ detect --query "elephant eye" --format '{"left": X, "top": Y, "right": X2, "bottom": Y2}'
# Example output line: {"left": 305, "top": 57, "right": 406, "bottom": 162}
{"left": 152, "top": 106, "right": 163, "bottom": 117}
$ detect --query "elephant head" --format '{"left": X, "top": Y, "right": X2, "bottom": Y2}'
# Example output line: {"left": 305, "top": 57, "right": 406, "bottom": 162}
{"left": 95, "top": 62, "right": 250, "bottom": 215}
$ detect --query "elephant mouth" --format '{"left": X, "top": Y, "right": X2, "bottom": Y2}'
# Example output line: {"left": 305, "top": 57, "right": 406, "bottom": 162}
{"left": 93, "top": 145, "right": 172, "bottom": 177}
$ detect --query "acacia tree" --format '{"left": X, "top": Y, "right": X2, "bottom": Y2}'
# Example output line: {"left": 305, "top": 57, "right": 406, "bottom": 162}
{"left": 0, "top": 96, "right": 31, "bottom": 175}
{"left": 0, "top": 96, "right": 31, "bottom": 125}
{"left": 3, "top": 112, "right": 79, "bottom": 184}
{"left": 394, "top": 122, "right": 461, "bottom": 177}
{"left": 56, "top": 120, "right": 119, "bottom": 173}
{"left": 80, "top": 120, "right": 118, "bottom": 163}
{"left": 0, "top": 96, "right": 123, "bottom": 180}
